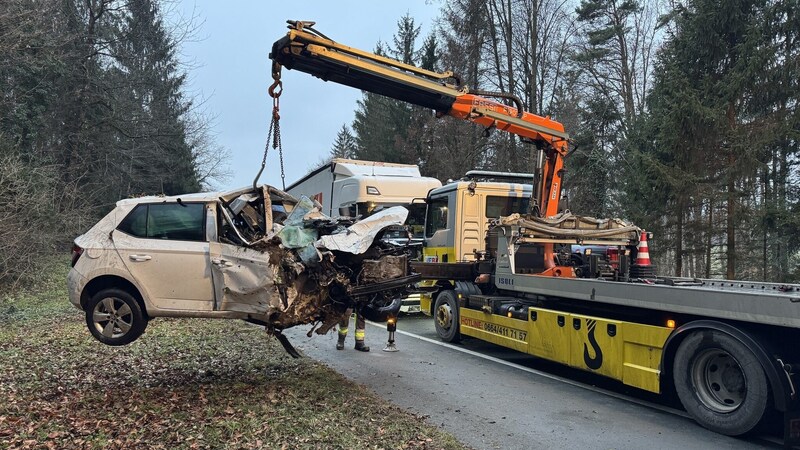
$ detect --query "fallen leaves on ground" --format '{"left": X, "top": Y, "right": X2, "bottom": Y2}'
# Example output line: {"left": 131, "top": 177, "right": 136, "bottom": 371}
{"left": 0, "top": 260, "right": 468, "bottom": 450}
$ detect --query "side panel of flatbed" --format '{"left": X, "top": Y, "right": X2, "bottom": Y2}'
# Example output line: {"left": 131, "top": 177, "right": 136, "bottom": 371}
{"left": 460, "top": 306, "right": 674, "bottom": 393}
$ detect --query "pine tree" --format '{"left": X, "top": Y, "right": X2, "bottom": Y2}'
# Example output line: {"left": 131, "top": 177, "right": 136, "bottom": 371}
{"left": 419, "top": 32, "right": 439, "bottom": 71}
{"left": 391, "top": 14, "right": 421, "bottom": 65}
{"left": 110, "top": 0, "right": 199, "bottom": 196}
{"left": 352, "top": 16, "right": 423, "bottom": 164}
{"left": 330, "top": 124, "right": 357, "bottom": 160}
{"left": 643, "top": 0, "right": 778, "bottom": 278}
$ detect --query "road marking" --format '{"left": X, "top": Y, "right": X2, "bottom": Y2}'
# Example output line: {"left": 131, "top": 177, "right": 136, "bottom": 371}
{"left": 367, "top": 320, "right": 689, "bottom": 417}
{"left": 370, "top": 321, "right": 787, "bottom": 447}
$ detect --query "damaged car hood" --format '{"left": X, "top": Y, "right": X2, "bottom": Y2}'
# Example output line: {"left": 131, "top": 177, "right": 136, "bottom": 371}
{"left": 213, "top": 186, "right": 419, "bottom": 354}
{"left": 316, "top": 206, "right": 408, "bottom": 254}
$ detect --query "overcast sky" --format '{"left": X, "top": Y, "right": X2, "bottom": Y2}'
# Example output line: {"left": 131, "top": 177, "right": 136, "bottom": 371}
{"left": 174, "top": 1, "right": 441, "bottom": 191}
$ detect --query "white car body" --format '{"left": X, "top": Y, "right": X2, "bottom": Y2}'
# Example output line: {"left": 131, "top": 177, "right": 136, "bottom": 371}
{"left": 68, "top": 185, "right": 414, "bottom": 348}
{"left": 69, "top": 188, "right": 264, "bottom": 320}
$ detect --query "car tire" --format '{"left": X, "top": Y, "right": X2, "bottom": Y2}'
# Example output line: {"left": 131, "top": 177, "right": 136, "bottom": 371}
{"left": 672, "top": 329, "right": 769, "bottom": 436}
{"left": 85, "top": 288, "right": 147, "bottom": 346}
{"left": 434, "top": 290, "right": 460, "bottom": 343}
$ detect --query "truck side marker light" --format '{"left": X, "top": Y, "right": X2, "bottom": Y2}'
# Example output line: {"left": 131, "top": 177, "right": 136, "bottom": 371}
{"left": 666, "top": 319, "right": 676, "bottom": 329}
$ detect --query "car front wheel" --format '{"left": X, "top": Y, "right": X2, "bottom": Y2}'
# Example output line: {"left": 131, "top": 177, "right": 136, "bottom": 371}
{"left": 85, "top": 288, "right": 147, "bottom": 346}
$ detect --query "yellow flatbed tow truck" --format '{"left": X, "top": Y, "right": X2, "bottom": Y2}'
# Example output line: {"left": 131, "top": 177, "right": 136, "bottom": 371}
{"left": 269, "top": 20, "right": 800, "bottom": 442}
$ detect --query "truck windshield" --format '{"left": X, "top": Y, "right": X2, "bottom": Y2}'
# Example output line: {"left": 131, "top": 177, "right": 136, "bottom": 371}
{"left": 425, "top": 197, "right": 448, "bottom": 238}
{"left": 406, "top": 203, "right": 426, "bottom": 238}
{"left": 486, "top": 195, "right": 530, "bottom": 218}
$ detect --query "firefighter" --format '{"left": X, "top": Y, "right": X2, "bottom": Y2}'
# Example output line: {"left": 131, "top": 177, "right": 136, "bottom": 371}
{"left": 337, "top": 308, "right": 369, "bottom": 352}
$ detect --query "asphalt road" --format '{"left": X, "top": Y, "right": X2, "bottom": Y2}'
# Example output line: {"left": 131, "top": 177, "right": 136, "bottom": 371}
{"left": 284, "top": 314, "right": 782, "bottom": 450}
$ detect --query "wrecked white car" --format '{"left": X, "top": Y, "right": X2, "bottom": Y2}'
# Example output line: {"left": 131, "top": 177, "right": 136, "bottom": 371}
{"left": 67, "top": 185, "right": 418, "bottom": 356}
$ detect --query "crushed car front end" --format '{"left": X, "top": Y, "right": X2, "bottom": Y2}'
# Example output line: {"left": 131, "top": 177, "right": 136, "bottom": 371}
{"left": 208, "top": 186, "right": 420, "bottom": 353}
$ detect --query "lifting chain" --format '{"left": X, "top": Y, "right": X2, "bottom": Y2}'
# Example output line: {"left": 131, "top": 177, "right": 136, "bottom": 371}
{"left": 253, "top": 64, "right": 287, "bottom": 190}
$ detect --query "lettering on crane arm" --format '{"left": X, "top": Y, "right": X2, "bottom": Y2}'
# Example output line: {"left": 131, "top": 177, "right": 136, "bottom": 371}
{"left": 498, "top": 277, "right": 514, "bottom": 286}
{"left": 583, "top": 319, "right": 603, "bottom": 370}
{"left": 471, "top": 97, "right": 516, "bottom": 116}
{"left": 461, "top": 317, "right": 528, "bottom": 341}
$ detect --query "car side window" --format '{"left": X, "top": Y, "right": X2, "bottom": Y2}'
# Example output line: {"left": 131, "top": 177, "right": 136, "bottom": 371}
{"left": 117, "top": 203, "right": 205, "bottom": 241}
{"left": 148, "top": 203, "right": 205, "bottom": 241}
{"left": 117, "top": 205, "right": 147, "bottom": 237}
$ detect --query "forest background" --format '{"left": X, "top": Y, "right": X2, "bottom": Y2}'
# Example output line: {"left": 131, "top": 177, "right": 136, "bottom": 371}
{"left": 1, "top": 0, "right": 798, "bottom": 284}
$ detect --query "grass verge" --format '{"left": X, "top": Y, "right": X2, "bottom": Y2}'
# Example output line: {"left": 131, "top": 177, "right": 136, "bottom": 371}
{"left": 0, "top": 258, "right": 467, "bottom": 450}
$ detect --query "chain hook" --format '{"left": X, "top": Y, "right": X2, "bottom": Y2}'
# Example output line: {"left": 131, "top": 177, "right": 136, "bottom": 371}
{"left": 253, "top": 64, "right": 287, "bottom": 190}
{"left": 268, "top": 79, "right": 283, "bottom": 99}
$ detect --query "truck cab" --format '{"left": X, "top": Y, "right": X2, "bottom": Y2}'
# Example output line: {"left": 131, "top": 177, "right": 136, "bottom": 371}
{"left": 422, "top": 171, "right": 532, "bottom": 264}
{"left": 287, "top": 159, "right": 440, "bottom": 218}
{"left": 419, "top": 172, "right": 532, "bottom": 315}
{"left": 334, "top": 173, "right": 434, "bottom": 241}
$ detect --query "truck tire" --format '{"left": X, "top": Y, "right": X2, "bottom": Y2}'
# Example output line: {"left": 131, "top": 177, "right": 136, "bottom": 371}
{"left": 672, "top": 329, "right": 769, "bottom": 436}
{"left": 434, "top": 290, "right": 460, "bottom": 343}
{"left": 85, "top": 288, "right": 147, "bottom": 346}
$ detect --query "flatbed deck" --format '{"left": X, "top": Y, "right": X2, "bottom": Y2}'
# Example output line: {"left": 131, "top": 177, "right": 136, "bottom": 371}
{"left": 494, "top": 269, "right": 800, "bottom": 328}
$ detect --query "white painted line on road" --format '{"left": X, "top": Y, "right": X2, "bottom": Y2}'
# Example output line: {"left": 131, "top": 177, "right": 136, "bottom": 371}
{"left": 368, "top": 320, "right": 689, "bottom": 419}
{"left": 369, "top": 321, "right": 786, "bottom": 447}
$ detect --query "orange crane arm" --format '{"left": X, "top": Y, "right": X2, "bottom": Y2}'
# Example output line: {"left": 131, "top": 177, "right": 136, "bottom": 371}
{"left": 270, "top": 20, "right": 569, "bottom": 218}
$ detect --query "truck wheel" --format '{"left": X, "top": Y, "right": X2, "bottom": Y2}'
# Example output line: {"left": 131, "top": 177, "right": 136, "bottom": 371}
{"left": 434, "top": 290, "right": 460, "bottom": 343}
{"left": 672, "top": 330, "right": 769, "bottom": 435}
{"left": 85, "top": 288, "right": 147, "bottom": 346}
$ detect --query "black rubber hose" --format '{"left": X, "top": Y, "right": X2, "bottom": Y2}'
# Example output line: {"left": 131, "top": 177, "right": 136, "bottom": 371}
{"left": 469, "top": 89, "right": 525, "bottom": 118}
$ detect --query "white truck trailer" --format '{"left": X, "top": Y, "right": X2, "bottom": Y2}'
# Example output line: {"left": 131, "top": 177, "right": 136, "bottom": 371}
{"left": 286, "top": 158, "right": 440, "bottom": 220}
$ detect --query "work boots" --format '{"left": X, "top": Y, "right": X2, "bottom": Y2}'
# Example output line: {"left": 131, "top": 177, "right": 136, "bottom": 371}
{"left": 354, "top": 341, "right": 370, "bottom": 352}
{"left": 336, "top": 334, "right": 345, "bottom": 350}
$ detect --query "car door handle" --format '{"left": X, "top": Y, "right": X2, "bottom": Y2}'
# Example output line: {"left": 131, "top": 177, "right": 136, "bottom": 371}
{"left": 212, "top": 258, "right": 234, "bottom": 267}
{"left": 129, "top": 254, "right": 152, "bottom": 262}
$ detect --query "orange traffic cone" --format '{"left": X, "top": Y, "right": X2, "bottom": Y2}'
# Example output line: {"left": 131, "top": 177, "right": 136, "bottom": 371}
{"left": 630, "top": 230, "right": 656, "bottom": 278}
{"left": 636, "top": 231, "right": 651, "bottom": 266}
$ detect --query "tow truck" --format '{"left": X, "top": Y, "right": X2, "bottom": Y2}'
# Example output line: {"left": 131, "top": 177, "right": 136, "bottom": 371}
{"left": 269, "top": 20, "right": 800, "bottom": 441}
